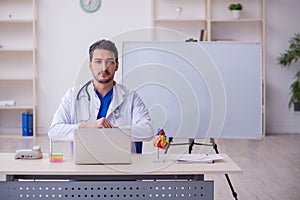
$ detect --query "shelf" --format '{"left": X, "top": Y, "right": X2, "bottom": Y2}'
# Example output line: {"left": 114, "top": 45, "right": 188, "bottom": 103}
{"left": 0, "top": 0, "right": 35, "bottom": 22}
{"left": 209, "top": 0, "right": 264, "bottom": 21}
{"left": 0, "top": 76, "right": 34, "bottom": 81}
{"left": 0, "top": 48, "right": 35, "bottom": 52}
{"left": 154, "top": 19, "right": 206, "bottom": 23}
{"left": 153, "top": 0, "right": 206, "bottom": 21}
{"left": 0, "top": 78, "right": 35, "bottom": 106}
{"left": 211, "top": 21, "right": 263, "bottom": 42}
{"left": 0, "top": 105, "right": 34, "bottom": 110}
{"left": 0, "top": 22, "right": 34, "bottom": 50}
{"left": 0, "top": 0, "right": 37, "bottom": 138}
{"left": 0, "top": 19, "right": 35, "bottom": 23}
{"left": 0, "top": 107, "right": 36, "bottom": 138}
{"left": 210, "top": 19, "right": 263, "bottom": 23}
{"left": 0, "top": 135, "right": 34, "bottom": 139}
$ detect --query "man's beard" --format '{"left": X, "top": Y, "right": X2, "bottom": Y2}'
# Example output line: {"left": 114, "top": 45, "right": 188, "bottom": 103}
{"left": 93, "top": 71, "right": 114, "bottom": 84}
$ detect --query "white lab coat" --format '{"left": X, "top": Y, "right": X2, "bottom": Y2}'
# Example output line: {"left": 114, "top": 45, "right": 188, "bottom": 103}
{"left": 48, "top": 82, "right": 155, "bottom": 145}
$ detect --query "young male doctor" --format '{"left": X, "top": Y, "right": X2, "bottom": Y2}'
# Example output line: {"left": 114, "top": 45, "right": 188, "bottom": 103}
{"left": 48, "top": 39, "right": 154, "bottom": 152}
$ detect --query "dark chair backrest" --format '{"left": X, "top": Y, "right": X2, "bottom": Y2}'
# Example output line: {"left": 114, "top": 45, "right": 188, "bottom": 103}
{"left": 134, "top": 141, "right": 143, "bottom": 154}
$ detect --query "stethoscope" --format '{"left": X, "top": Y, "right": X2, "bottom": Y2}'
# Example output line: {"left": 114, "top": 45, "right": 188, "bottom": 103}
{"left": 75, "top": 80, "right": 121, "bottom": 122}
{"left": 76, "top": 80, "right": 92, "bottom": 102}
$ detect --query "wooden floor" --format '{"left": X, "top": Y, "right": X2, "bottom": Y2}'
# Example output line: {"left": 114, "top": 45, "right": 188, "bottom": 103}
{"left": 0, "top": 133, "right": 299, "bottom": 200}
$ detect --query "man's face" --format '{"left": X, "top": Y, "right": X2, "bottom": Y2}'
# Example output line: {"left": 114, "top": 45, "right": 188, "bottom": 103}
{"left": 89, "top": 49, "right": 118, "bottom": 84}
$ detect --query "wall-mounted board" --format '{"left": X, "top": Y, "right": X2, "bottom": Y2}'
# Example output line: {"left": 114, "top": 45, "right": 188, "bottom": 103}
{"left": 122, "top": 42, "right": 262, "bottom": 139}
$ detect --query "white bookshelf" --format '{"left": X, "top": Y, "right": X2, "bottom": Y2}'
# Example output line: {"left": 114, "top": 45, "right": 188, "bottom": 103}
{"left": 0, "top": 0, "right": 37, "bottom": 138}
{"left": 151, "top": 0, "right": 265, "bottom": 41}
{"left": 151, "top": 0, "right": 207, "bottom": 41}
{"left": 151, "top": 0, "right": 266, "bottom": 135}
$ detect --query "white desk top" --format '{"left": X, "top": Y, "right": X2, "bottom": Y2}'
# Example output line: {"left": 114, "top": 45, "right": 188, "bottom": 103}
{"left": 0, "top": 153, "right": 241, "bottom": 181}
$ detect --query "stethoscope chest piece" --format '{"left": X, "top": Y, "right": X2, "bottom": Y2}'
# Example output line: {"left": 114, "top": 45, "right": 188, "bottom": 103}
{"left": 113, "top": 107, "right": 121, "bottom": 119}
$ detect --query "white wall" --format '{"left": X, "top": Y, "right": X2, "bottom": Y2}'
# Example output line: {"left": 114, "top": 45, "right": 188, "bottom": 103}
{"left": 37, "top": 0, "right": 152, "bottom": 134}
{"left": 265, "top": 0, "right": 300, "bottom": 134}
{"left": 36, "top": 0, "right": 300, "bottom": 134}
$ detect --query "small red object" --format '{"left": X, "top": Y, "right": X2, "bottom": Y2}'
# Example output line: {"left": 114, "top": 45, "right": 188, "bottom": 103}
{"left": 153, "top": 129, "right": 168, "bottom": 149}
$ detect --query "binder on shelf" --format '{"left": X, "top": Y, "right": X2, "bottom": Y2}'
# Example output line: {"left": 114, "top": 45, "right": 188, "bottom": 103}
{"left": 27, "top": 113, "right": 33, "bottom": 136}
{"left": 22, "top": 113, "right": 33, "bottom": 136}
{"left": 199, "top": 29, "right": 207, "bottom": 41}
{"left": 22, "top": 113, "right": 28, "bottom": 136}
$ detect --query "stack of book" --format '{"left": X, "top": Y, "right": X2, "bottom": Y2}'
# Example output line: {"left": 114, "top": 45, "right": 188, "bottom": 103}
{"left": 0, "top": 100, "right": 16, "bottom": 106}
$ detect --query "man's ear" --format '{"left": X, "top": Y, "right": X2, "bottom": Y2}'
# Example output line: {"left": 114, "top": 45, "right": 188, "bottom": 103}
{"left": 89, "top": 62, "right": 92, "bottom": 70}
{"left": 115, "top": 62, "right": 119, "bottom": 71}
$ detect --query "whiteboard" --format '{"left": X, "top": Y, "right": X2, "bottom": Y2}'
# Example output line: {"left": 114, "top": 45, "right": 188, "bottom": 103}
{"left": 122, "top": 42, "right": 262, "bottom": 139}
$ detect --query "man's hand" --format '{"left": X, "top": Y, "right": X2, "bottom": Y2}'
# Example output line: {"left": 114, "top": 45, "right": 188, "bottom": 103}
{"left": 96, "top": 118, "right": 116, "bottom": 128}
{"left": 79, "top": 118, "right": 116, "bottom": 128}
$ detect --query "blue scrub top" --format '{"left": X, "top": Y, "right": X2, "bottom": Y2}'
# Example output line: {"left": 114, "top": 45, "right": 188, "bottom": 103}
{"left": 95, "top": 88, "right": 113, "bottom": 119}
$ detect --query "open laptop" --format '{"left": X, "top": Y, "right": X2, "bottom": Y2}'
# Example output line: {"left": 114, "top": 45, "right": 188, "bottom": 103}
{"left": 74, "top": 128, "right": 132, "bottom": 165}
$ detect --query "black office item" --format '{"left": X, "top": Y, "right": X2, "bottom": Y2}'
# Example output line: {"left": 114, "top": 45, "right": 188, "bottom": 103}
{"left": 165, "top": 137, "right": 238, "bottom": 200}
{"left": 185, "top": 37, "right": 197, "bottom": 42}
{"left": 199, "top": 29, "right": 207, "bottom": 41}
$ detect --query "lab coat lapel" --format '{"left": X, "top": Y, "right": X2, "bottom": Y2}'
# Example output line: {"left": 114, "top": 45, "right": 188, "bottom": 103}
{"left": 106, "top": 84, "right": 127, "bottom": 117}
